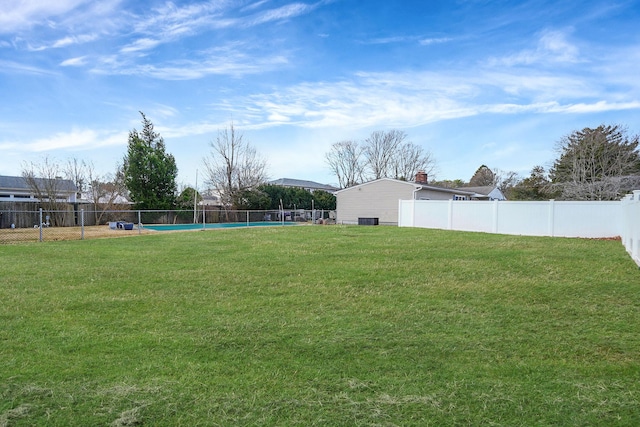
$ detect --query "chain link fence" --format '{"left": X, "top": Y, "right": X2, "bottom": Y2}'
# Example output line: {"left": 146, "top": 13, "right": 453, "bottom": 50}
{"left": 0, "top": 207, "right": 335, "bottom": 244}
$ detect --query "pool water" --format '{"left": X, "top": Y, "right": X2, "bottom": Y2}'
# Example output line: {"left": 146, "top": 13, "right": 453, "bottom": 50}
{"left": 143, "top": 222, "right": 299, "bottom": 231}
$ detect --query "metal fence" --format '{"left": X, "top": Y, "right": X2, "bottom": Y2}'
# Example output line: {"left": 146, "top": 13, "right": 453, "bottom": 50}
{"left": 0, "top": 207, "right": 335, "bottom": 244}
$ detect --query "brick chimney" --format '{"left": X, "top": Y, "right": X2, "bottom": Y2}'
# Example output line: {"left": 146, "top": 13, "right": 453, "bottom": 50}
{"left": 415, "top": 170, "right": 428, "bottom": 184}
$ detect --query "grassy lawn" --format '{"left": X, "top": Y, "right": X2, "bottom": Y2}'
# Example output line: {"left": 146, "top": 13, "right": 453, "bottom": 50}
{"left": 1, "top": 225, "right": 639, "bottom": 426}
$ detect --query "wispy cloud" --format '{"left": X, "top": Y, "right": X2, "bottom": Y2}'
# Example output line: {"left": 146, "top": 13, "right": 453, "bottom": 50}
{"left": 92, "top": 49, "right": 288, "bottom": 79}
{"left": 488, "top": 29, "right": 581, "bottom": 67}
{"left": 19, "top": 128, "right": 125, "bottom": 152}
{"left": 119, "top": 37, "right": 162, "bottom": 54}
{"left": 28, "top": 33, "right": 98, "bottom": 51}
{"left": 245, "top": 3, "right": 314, "bottom": 26}
{"left": 0, "top": 0, "right": 88, "bottom": 33}
{"left": 419, "top": 37, "right": 452, "bottom": 46}
{"left": 217, "top": 61, "right": 640, "bottom": 131}
{"left": 0, "top": 60, "right": 58, "bottom": 75}
{"left": 60, "top": 56, "right": 87, "bottom": 67}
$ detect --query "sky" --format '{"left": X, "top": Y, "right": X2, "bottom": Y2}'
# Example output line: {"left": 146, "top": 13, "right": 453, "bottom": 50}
{"left": 1, "top": 0, "right": 639, "bottom": 189}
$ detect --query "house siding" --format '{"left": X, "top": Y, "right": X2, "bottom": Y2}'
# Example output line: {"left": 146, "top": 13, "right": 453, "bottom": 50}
{"left": 336, "top": 179, "right": 416, "bottom": 225}
{"left": 415, "top": 188, "right": 460, "bottom": 200}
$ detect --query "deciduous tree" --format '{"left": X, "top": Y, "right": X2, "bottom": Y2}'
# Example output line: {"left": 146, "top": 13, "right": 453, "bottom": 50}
{"left": 203, "top": 122, "right": 269, "bottom": 209}
{"left": 325, "top": 140, "right": 364, "bottom": 188}
{"left": 325, "top": 130, "right": 437, "bottom": 188}
{"left": 21, "top": 156, "right": 73, "bottom": 226}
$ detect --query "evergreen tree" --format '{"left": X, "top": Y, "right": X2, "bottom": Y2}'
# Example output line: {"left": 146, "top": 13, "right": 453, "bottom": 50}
{"left": 123, "top": 112, "right": 178, "bottom": 210}
{"left": 550, "top": 124, "right": 640, "bottom": 200}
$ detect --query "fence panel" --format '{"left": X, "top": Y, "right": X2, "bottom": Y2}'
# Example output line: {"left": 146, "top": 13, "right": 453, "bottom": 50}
{"left": 451, "top": 201, "right": 494, "bottom": 233}
{"left": 495, "top": 202, "right": 551, "bottom": 236}
{"left": 399, "top": 199, "right": 623, "bottom": 238}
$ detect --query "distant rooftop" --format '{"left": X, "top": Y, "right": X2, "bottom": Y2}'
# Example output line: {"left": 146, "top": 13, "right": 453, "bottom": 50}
{"left": 268, "top": 178, "right": 339, "bottom": 193}
{"left": 0, "top": 174, "right": 77, "bottom": 193}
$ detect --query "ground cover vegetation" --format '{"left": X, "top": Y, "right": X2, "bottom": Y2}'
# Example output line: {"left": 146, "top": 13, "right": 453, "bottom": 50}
{"left": 1, "top": 226, "right": 639, "bottom": 426}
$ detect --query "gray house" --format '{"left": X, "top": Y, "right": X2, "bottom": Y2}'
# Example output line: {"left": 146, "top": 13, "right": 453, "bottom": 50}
{"left": 336, "top": 178, "right": 479, "bottom": 225}
{"left": 0, "top": 175, "right": 78, "bottom": 203}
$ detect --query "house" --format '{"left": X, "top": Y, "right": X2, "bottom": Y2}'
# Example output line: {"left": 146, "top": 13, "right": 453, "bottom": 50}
{"left": 268, "top": 178, "right": 339, "bottom": 194}
{"left": 0, "top": 175, "right": 78, "bottom": 203}
{"left": 457, "top": 185, "right": 507, "bottom": 201}
{"left": 336, "top": 177, "right": 479, "bottom": 225}
{"left": 335, "top": 170, "right": 508, "bottom": 225}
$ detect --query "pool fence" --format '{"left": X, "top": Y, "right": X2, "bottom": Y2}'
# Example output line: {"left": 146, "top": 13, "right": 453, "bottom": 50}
{"left": 0, "top": 208, "right": 333, "bottom": 243}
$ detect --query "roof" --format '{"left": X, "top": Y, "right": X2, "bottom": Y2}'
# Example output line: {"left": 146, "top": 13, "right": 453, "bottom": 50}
{"left": 0, "top": 174, "right": 77, "bottom": 193}
{"left": 269, "top": 178, "right": 339, "bottom": 192}
{"left": 335, "top": 178, "right": 477, "bottom": 195}
{"left": 456, "top": 185, "right": 507, "bottom": 200}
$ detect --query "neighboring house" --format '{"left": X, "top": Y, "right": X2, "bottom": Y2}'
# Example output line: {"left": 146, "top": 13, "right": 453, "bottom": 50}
{"left": 0, "top": 175, "right": 78, "bottom": 203}
{"left": 336, "top": 177, "right": 479, "bottom": 225}
{"left": 269, "top": 178, "right": 339, "bottom": 194}
{"left": 457, "top": 186, "right": 507, "bottom": 201}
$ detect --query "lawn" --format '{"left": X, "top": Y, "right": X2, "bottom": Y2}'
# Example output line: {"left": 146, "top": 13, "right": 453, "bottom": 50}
{"left": 1, "top": 225, "right": 639, "bottom": 426}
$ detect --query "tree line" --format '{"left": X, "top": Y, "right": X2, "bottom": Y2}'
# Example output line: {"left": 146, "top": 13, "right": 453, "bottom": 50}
{"left": 20, "top": 115, "right": 640, "bottom": 223}
{"left": 19, "top": 113, "right": 337, "bottom": 219}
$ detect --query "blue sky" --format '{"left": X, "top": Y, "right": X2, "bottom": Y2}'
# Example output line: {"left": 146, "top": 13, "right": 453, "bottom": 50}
{"left": 1, "top": 0, "right": 639, "bottom": 188}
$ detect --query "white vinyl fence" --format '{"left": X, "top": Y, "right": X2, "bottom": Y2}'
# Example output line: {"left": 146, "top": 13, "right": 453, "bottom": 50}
{"left": 399, "top": 190, "right": 640, "bottom": 266}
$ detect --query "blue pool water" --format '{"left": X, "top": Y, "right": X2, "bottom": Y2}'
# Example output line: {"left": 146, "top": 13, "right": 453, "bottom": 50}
{"left": 143, "top": 222, "right": 299, "bottom": 231}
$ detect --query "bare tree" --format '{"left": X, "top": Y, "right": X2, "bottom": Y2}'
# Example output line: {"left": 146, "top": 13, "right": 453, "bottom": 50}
{"left": 363, "top": 130, "right": 406, "bottom": 180}
{"left": 392, "top": 141, "right": 437, "bottom": 181}
{"left": 22, "top": 157, "right": 76, "bottom": 226}
{"left": 326, "top": 130, "right": 438, "bottom": 187}
{"left": 87, "top": 164, "right": 129, "bottom": 224}
{"left": 64, "top": 158, "right": 91, "bottom": 199}
{"left": 203, "top": 123, "right": 269, "bottom": 209}
{"left": 325, "top": 140, "right": 364, "bottom": 188}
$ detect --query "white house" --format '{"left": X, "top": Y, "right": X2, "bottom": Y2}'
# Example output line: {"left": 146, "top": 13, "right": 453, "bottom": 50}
{"left": 458, "top": 185, "right": 507, "bottom": 201}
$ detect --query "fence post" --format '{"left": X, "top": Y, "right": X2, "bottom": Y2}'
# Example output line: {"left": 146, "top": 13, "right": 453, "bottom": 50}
{"left": 81, "top": 209, "right": 85, "bottom": 240}
{"left": 447, "top": 199, "right": 453, "bottom": 230}
{"left": 548, "top": 200, "right": 555, "bottom": 237}
{"left": 39, "top": 208, "right": 43, "bottom": 242}
{"left": 492, "top": 199, "right": 499, "bottom": 234}
{"left": 629, "top": 190, "right": 640, "bottom": 266}
{"left": 138, "top": 210, "right": 142, "bottom": 234}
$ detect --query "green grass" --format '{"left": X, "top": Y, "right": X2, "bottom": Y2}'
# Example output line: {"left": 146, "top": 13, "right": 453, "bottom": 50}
{"left": 1, "top": 226, "right": 639, "bottom": 426}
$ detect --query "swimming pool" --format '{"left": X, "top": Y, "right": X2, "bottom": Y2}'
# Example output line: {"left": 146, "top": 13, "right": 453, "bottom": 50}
{"left": 143, "top": 222, "right": 299, "bottom": 231}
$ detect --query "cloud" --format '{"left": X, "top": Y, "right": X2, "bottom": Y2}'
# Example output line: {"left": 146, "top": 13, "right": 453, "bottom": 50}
{"left": 28, "top": 33, "right": 98, "bottom": 51}
{"left": 216, "top": 65, "right": 640, "bottom": 131}
{"left": 419, "top": 37, "right": 452, "bottom": 46}
{"left": 0, "top": 60, "right": 58, "bottom": 75}
{"left": 92, "top": 48, "right": 288, "bottom": 79}
{"left": 17, "top": 128, "right": 126, "bottom": 152}
{"left": 488, "top": 29, "right": 581, "bottom": 67}
{"left": 120, "top": 37, "right": 162, "bottom": 53}
{"left": 244, "top": 2, "right": 315, "bottom": 26}
{"left": 60, "top": 56, "right": 87, "bottom": 66}
{"left": 0, "top": 0, "right": 88, "bottom": 33}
